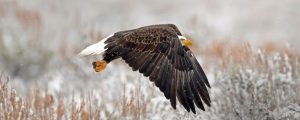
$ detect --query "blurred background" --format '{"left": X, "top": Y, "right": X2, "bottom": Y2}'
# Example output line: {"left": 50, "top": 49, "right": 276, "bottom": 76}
{"left": 0, "top": 0, "right": 300, "bottom": 119}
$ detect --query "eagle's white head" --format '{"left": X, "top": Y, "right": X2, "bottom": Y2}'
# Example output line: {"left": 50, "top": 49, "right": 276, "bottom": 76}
{"left": 178, "top": 35, "right": 193, "bottom": 47}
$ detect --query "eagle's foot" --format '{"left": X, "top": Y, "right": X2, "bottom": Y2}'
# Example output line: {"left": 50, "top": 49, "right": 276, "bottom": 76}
{"left": 92, "top": 60, "right": 107, "bottom": 72}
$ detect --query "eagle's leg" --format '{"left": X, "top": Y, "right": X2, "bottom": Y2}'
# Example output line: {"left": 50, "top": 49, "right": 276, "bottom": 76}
{"left": 92, "top": 60, "right": 107, "bottom": 72}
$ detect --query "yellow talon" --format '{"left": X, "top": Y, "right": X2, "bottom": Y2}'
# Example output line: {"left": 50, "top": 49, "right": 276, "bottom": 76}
{"left": 92, "top": 60, "right": 107, "bottom": 72}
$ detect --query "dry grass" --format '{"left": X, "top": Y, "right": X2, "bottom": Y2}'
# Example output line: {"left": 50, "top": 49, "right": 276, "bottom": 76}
{"left": 0, "top": 74, "right": 101, "bottom": 120}
{"left": 203, "top": 41, "right": 300, "bottom": 120}
{"left": 0, "top": 73, "right": 151, "bottom": 120}
{"left": 204, "top": 41, "right": 300, "bottom": 75}
{"left": 1, "top": 41, "right": 300, "bottom": 119}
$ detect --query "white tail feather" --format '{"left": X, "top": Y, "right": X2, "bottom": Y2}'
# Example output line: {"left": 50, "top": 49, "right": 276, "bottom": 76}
{"left": 78, "top": 34, "right": 114, "bottom": 56}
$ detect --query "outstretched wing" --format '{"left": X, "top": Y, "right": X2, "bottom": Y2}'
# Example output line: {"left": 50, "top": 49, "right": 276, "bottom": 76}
{"left": 104, "top": 26, "right": 211, "bottom": 113}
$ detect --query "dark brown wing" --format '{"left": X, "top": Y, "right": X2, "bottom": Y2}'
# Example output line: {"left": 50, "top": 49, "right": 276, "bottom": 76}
{"left": 104, "top": 26, "right": 211, "bottom": 114}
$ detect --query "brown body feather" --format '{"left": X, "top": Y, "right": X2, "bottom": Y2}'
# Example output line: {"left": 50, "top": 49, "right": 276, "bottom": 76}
{"left": 102, "top": 24, "right": 210, "bottom": 114}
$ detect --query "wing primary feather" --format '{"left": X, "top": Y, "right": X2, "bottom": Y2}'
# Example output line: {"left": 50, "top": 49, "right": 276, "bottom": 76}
{"left": 184, "top": 71, "right": 196, "bottom": 114}
{"left": 155, "top": 57, "right": 167, "bottom": 90}
{"left": 159, "top": 63, "right": 168, "bottom": 93}
{"left": 144, "top": 53, "right": 163, "bottom": 76}
{"left": 139, "top": 53, "right": 155, "bottom": 73}
{"left": 146, "top": 54, "right": 165, "bottom": 81}
{"left": 185, "top": 71, "right": 196, "bottom": 114}
{"left": 128, "top": 53, "right": 141, "bottom": 71}
{"left": 170, "top": 69, "right": 178, "bottom": 109}
{"left": 190, "top": 73, "right": 205, "bottom": 110}
{"left": 176, "top": 71, "right": 191, "bottom": 112}
{"left": 163, "top": 61, "right": 172, "bottom": 99}
{"left": 139, "top": 52, "right": 155, "bottom": 69}
{"left": 124, "top": 50, "right": 138, "bottom": 64}
{"left": 188, "top": 52, "right": 211, "bottom": 88}
{"left": 194, "top": 73, "right": 211, "bottom": 106}
{"left": 134, "top": 52, "right": 151, "bottom": 71}
{"left": 161, "top": 61, "right": 171, "bottom": 98}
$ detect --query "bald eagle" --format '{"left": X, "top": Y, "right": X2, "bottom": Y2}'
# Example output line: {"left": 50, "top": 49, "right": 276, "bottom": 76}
{"left": 79, "top": 24, "right": 211, "bottom": 114}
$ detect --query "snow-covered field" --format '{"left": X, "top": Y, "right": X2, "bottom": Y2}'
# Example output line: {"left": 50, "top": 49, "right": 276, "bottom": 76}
{"left": 0, "top": 0, "right": 300, "bottom": 119}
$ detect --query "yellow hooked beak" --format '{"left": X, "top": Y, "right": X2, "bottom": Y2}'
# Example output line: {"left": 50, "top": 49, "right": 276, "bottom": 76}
{"left": 181, "top": 39, "right": 193, "bottom": 47}
{"left": 178, "top": 36, "right": 193, "bottom": 47}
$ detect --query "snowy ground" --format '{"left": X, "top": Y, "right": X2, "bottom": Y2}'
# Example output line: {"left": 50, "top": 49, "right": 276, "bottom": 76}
{"left": 1, "top": 0, "right": 300, "bottom": 119}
